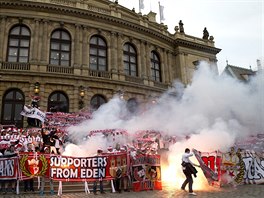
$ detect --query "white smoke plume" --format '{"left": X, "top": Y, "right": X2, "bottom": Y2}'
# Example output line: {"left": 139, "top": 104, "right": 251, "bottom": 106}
{"left": 66, "top": 61, "right": 263, "bottom": 155}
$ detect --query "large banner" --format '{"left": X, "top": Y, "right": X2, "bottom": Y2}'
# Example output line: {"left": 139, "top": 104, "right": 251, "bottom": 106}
{"left": 20, "top": 105, "right": 46, "bottom": 122}
{"left": 194, "top": 148, "right": 264, "bottom": 186}
{"left": 0, "top": 154, "right": 18, "bottom": 180}
{"left": 18, "top": 152, "right": 128, "bottom": 182}
{"left": 50, "top": 153, "right": 127, "bottom": 181}
{"left": 132, "top": 154, "right": 162, "bottom": 191}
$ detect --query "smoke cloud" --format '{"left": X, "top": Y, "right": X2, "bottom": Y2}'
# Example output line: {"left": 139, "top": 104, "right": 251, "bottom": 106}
{"left": 67, "top": 61, "right": 263, "bottom": 155}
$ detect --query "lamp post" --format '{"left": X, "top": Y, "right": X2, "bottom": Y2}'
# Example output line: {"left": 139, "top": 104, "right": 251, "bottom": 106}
{"left": 79, "top": 86, "right": 85, "bottom": 109}
{"left": 34, "top": 82, "right": 40, "bottom": 95}
{"left": 117, "top": 89, "right": 124, "bottom": 99}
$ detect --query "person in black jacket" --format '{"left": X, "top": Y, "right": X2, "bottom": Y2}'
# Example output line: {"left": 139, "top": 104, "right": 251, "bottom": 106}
{"left": 41, "top": 128, "right": 55, "bottom": 152}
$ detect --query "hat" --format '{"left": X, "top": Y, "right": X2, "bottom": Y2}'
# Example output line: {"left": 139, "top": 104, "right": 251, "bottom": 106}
{"left": 97, "top": 148, "right": 103, "bottom": 152}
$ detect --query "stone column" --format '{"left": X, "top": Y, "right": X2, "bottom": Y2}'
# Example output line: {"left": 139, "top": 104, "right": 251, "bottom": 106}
{"left": 82, "top": 26, "right": 88, "bottom": 66}
{"left": 167, "top": 51, "right": 172, "bottom": 84}
{"left": 110, "top": 31, "right": 118, "bottom": 80}
{"left": 160, "top": 48, "right": 166, "bottom": 83}
{"left": 32, "top": 19, "right": 40, "bottom": 62}
{"left": 74, "top": 24, "right": 81, "bottom": 67}
{"left": 0, "top": 16, "right": 7, "bottom": 62}
{"left": 140, "top": 39, "right": 146, "bottom": 78}
{"left": 178, "top": 52, "right": 188, "bottom": 85}
{"left": 163, "top": 49, "right": 169, "bottom": 84}
{"left": 40, "top": 20, "right": 48, "bottom": 64}
{"left": 145, "top": 42, "right": 150, "bottom": 79}
{"left": 117, "top": 33, "right": 124, "bottom": 79}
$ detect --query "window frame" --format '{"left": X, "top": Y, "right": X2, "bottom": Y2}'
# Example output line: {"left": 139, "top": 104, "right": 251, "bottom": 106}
{"left": 89, "top": 35, "right": 107, "bottom": 71}
{"left": 49, "top": 29, "right": 71, "bottom": 66}
{"left": 7, "top": 25, "right": 31, "bottom": 63}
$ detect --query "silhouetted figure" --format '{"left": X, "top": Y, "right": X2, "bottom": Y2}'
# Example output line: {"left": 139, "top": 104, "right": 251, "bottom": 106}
{"left": 203, "top": 27, "right": 209, "bottom": 40}
{"left": 179, "top": 20, "right": 184, "bottom": 33}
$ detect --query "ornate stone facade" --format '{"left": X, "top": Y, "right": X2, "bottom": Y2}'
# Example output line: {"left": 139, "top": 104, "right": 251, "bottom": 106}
{"left": 0, "top": 0, "right": 221, "bottom": 127}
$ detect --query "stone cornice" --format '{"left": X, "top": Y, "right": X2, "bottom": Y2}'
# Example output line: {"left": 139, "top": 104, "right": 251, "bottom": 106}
{"left": 175, "top": 38, "right": 221, "bottom": 55}
{"left": 0, "top": 0, "right": 221, "bottom": 55}
{"left": 0, "top": 1, "right": 174, "bottom": 44}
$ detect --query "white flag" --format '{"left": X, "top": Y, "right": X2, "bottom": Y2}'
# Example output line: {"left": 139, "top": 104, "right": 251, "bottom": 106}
{"left": 20, "top": 105, "right": 46, "bottom": 123}
{"left": 159, "top": 4, "right": 165, "bottom": 21}
{"left": 139, "top": 0, "right": 144, "bottom": 10}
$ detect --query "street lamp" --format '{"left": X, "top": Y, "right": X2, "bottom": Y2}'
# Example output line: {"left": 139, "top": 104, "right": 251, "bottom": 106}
{"left": 117, "top": 89, "right": 124, "bottom": 99}
{"left": 79, "top": 86, "right": 85, "bottom": 109}
{"left": 34, "top": 82, "right": 40, "bottom": 95}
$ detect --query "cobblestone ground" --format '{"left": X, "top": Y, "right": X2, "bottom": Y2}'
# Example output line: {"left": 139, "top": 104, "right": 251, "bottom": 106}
{"left": 1, "top": 184, "right": 263, "bottom": 198}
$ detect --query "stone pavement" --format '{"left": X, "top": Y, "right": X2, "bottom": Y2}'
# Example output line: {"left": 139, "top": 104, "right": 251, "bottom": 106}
{"left": 1, "top": 184, "right": 263, "bottom": 198}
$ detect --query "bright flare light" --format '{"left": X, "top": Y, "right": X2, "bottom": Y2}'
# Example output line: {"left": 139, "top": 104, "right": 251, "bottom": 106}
{"left": 161, "top": 152, "right": 211, "bottom": 191}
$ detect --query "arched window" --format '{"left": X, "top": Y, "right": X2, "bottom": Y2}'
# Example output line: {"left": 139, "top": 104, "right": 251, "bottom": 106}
{"left": 1, "top": 89, "right": 25, "bottom": 128}
{"left": 123, "top": 43, "right": 137, "bottom": 76}
{"left": 50, "top": 29, "right": 71, "bottom": 66}
{"left": 127, "top": 98, "right": 138, "bottom": 113}
{"left": 47, "top": 91, "right": 69, "bottom": 112}
{"left": 7, "top": 25, "right": 30, "bottom": 63}
{"left": 89, "top": 35, "right": 107, "bottom": 71}
{"left": 150, "top": 51, "right": 162, "bottom": 82}
{"left": 90, "top": 94, "right": 107, "bottom": 111}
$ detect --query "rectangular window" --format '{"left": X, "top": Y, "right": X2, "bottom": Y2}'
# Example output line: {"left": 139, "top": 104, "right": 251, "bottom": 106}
{"left": 9, "top": 39, "right": 19, "bottom": 46}
{"left": 90, "top": 64, "right": 97, "bottom": 70}
{"left": 3, "top": 104, "right": 12, "bottom": 120}
{"left": 98, "top": 58, "right": 106, "bottom": 65}
{"left": 130, "top": 56, "right": 136, "bottom": 63}
{"left": 99, "top": 65, "right": 106, "bottom": 71}
{"left": 61, "top": 44, "right": 70, "bottom": 51}
{"left": 14, "top": 104, "right": 23, "bottom": 121}
{"left": 20, "top": 40, "right": 30, "bottom": 47}
{"left": 61, "top": 60, "right": 69, "bottom": 66}
{"left": 50, "top": 59, "right": 59, "bottom": 65}
{"left": 19, "top": 49, "right": 28, "bottom": 56}
{"left": 98, "top": 49, "right": 106, "bottom": 56}
{"left": 51, "top": 52, "right": 59, "bottom": 60}
{"left": 51, "top": 43, "right": 60, "bottom": 50}
{"left": 90, "top": 48, "right": 97, "bottom": 55}
{"left": 123, "top": 54, "right": 129, "bottom": 62}
{"left": 19, "top": 57, "right": 28, "bottom": 63}
{"left": 8, "top": 56, "right": 17, "bottom": 62}
{"left": 61, "top": 52, "right": 69, "bottom": 60}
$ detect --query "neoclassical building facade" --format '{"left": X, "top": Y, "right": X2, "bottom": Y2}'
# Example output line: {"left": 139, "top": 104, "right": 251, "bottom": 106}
{"left": 0, "top": 0, "right": 221, "bottom": 127}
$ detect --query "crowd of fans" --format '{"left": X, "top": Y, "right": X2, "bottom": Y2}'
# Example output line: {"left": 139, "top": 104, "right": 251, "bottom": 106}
{"left": 0, "top": 125, "right": 161, "bottom": 196}
{"left": 0, "top": 126, "right": 65, "bottom": 195}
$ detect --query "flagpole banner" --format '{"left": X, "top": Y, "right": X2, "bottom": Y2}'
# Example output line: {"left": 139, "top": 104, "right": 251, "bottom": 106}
{"left": 20, "top": 105, "right": 46, "bottom": 122}
{"left": 132, "top": 154, "right": 162, "bottom": 191}
{"left": 0, "top": 154, "right": 18, "bottom": 180}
